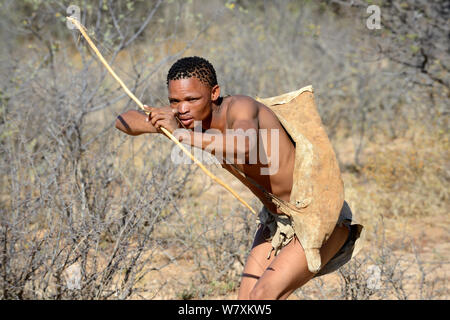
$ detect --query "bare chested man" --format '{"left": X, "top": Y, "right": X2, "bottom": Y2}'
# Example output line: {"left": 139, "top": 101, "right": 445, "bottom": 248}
{"left": 115, "top": 56, "right": 351, "bottom": 299}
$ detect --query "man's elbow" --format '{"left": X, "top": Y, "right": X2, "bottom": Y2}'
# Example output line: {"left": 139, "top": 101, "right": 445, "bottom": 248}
{"left": 232, "top": 134, "right": 257, "bottom": 164}
{"left": 115, "top": 117, "right": 123, "bottom": 130}
{"left": 245, "top": 136, "right": 258, "bottom": 164}
{"left": 237, "top": 142, "right": 255, "bottom": 164}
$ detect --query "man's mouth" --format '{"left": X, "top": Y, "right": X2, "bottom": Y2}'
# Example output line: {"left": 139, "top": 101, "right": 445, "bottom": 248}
{"left": 179, "top": 117, "right": 194, "bottom": 127}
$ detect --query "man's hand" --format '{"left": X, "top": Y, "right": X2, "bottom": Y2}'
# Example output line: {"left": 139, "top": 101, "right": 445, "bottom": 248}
{"left": 143, "top": 105, "right": 180, "bottom": 134}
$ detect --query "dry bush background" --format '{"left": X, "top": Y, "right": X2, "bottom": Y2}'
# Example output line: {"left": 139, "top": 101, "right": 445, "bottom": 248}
{"left": 0, "top": 0, "right": 448, "bottom": 299}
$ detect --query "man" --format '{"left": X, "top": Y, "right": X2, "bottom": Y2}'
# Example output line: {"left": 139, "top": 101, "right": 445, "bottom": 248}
{"left": 116, "top": 56, "right": 354, "bottom": 299}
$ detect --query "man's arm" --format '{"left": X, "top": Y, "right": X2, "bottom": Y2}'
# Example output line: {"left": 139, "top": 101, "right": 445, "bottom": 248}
{"left": 226, "top": 97, "right": 259, "bottom": 161}
{"left": 116, "top": 105, "right": 181, "bottom": 136}
{"left": 115, "top": 109, "right": 159, "bottom": 136}
{"left": 177, "top": 97, "right": 259, "bottom": 162}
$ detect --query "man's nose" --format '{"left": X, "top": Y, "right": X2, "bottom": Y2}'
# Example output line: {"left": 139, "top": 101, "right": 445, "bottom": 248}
{"left": 178, "top": 103, "right": 189, "bottom": 114}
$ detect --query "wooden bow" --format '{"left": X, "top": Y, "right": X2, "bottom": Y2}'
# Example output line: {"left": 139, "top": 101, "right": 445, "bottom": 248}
{"left": 67, "top": 16, "right": 256, "bottom": 215}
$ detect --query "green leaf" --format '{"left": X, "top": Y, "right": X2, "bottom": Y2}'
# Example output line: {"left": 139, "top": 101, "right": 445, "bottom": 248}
{"left": 410, "top": 45, "right": 420, "bottom": 54}
{"left": 127, "top": 2, "right": 134, "bottom": 11}
{"left": 406, "top": 33, "right": 418, "bottom": 40}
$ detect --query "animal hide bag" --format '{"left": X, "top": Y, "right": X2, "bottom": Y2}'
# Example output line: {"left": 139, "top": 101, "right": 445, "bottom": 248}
{"left": 256, "top": 85, "right": 344, "bottom": 273}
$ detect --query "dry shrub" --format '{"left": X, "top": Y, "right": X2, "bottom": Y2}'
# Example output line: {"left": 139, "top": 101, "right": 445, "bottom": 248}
{"left": 361, "top": 125, "right": 448, "bottom": 218}
{"left": 294, "top": 217, "right": 449, "bottom": 300}
{"left": 166, "top": 198, "right": 258, "bottom": 299}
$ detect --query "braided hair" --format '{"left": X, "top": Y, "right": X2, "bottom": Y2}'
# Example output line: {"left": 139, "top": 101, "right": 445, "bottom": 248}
{"left": 167, "top": 56, "right": 218, "bottom": 88}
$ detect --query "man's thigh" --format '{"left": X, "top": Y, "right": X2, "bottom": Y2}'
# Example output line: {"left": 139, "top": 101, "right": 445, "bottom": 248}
{"left": 237, "top": 225, "right": 274, "bottom": 299}
{"left": 248, "top": 236, "right": 313, "bottom": 299}
{"left": 250, "top": 223, "right": 350, "bottom": 300}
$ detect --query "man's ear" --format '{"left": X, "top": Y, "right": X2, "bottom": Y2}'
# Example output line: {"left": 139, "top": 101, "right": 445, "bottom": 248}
{"left": 211, "top": 85, "right": 220, "bottom": 101}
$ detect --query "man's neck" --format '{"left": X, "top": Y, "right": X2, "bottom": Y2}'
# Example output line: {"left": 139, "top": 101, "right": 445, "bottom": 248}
{"left": 202, "top": 97, "right": 226, "bottom": 132}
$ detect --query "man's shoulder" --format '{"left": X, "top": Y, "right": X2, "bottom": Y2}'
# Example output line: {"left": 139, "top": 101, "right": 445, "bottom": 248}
{"left": 226, "top": 94, "right": 258, "bottom": 104}
{"left": 225, "top": 95, "right": 261, "bottom": 113}
{"left": 222, "top": 95, "right": 260, "bottom": 125}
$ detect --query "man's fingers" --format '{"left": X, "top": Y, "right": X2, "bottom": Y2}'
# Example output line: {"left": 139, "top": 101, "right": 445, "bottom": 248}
{"left": 154, "top": 119, "right": 167, "bottom": 130}
{"left": 144, "top": 106, "right": 176, "bottom": 125}
{"left": 151, "top": 114, "right": 165, "bottom": 126}
{"left": 143, "top": 105, "right": 152, "bottom": 122}
{"left": 143, "top": 105, "right": 153, "bottom": 121}
{"left": 143, "top": 104, "right": 153, "bottom": 112}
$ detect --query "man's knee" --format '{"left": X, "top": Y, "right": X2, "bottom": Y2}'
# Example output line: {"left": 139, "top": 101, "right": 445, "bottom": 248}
{"left": 249, "top": 283, "right": 278, "bottom": 300}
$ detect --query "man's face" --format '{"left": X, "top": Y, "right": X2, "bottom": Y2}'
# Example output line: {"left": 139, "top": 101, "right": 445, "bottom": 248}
{"left": 168, "top": 77, "right": 214, "bottom": 129}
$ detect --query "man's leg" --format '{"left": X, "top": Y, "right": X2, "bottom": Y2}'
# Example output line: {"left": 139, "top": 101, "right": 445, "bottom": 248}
{"left": 237, "top": 225, "right": 275, "bottom": 299}
{"left": 248, "top": 223, "right": 350, "bottom": 300}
